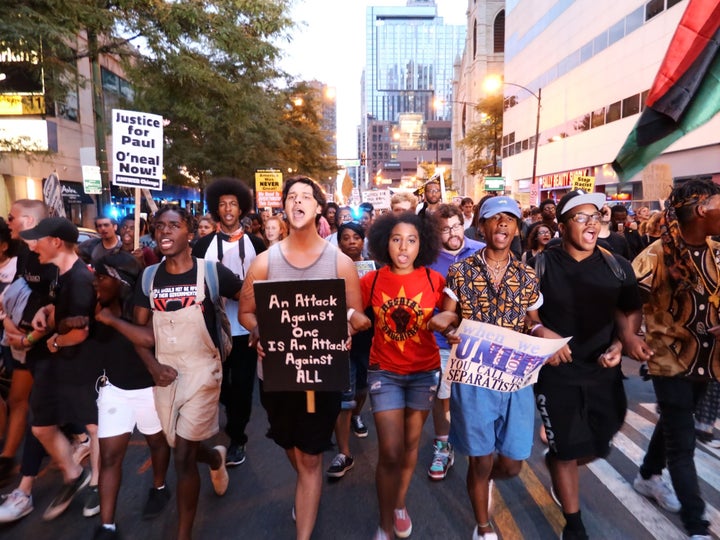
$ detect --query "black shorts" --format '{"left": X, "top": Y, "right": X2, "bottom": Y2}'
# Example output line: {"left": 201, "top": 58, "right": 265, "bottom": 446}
{"left": 260, "top": 382, "right": 341, "bottom": 455}
{"left": 30, "top": 357, "right": 98, "bottom": 427}
{"left": 534, "top": 370, "right": 627, "bottom": 461}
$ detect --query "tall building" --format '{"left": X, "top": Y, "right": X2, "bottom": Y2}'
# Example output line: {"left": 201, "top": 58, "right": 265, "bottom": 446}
{"left": 361, "top": 0, "right": 465, "bottom": 187}
{"left": 452, "top": 1, "right": 506, "bottom": 200}
{"left": 501, "top": 0, "right": 719, "bottom": 205}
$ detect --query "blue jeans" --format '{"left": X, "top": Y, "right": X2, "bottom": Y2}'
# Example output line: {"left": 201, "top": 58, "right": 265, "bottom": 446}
{"left": 640, "top": 376, "right": 709, "bottom": 536}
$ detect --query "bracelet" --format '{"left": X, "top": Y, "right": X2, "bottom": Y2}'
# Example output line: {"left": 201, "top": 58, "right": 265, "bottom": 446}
{"left": 347, "top": 308, "right": 356, "bottom": 321}
{"left": 530, "top": 323, "right": 544, "bottom": 336}
{"left": 26, "top": 333, "right": 35, "bottom": 344}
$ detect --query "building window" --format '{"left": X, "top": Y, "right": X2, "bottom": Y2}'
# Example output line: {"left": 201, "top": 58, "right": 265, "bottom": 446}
{"left": 493, "top": 11, "right": 505, "bottom": 53}
{"left": 606, "top": 101, "right": 621, "bottom": 123}
{"left": 622, "top": 94, "right": 640, "bottom": 117}
{"left": 591, "top": 108, "right": 605, "bottom": 129}
{"left": 645, "top": 0, "right": 664, "bottom": 21}
{"left": 473, "top": 19, "right": 478, "bottom": 59}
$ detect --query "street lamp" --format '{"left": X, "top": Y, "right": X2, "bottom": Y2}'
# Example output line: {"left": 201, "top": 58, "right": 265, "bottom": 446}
{"left": 483, "top": 75, "right": 542, "bottom": 205}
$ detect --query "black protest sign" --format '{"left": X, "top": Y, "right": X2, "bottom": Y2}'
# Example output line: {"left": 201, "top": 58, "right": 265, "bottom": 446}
{"left": 254, "top": 279, "right": 348, "bottom": 392}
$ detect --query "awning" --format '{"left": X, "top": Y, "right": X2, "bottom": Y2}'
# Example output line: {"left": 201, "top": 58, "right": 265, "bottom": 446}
{"left": 60, "top": 181, "right": 94, "bottom": 204}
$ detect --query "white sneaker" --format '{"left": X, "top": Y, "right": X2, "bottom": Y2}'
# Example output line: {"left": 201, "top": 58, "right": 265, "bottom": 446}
{"left": 472, "top": 525, "right": 498, "bottom": 540}
{"left": 72, "top": 436, "right": 91, "bottom": 465}
{"left": 633, "top": 473, "right": 681, "bottom": 512}
{"left": 0, "top": 489, "right": 33, "bottom": 523}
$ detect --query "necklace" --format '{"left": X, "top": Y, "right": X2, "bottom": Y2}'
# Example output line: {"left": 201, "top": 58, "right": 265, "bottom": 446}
{"left": 688, "top": 243, "right": 720, "bottom": 308}
{"left": 481, "top": 250, "right": 510, "bottom": 282}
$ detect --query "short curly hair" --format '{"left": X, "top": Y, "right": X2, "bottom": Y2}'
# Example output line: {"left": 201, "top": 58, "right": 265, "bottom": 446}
{"left": 205, "top": 177, "right": 254, "bottom": 222}
{"left": 367, "top": 212, "right": 440, "bottom": 268}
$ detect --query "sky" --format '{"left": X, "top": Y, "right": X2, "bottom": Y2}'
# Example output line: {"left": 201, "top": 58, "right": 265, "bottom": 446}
{"left": 278, "top": 0, "right": 467, "bottom": 160}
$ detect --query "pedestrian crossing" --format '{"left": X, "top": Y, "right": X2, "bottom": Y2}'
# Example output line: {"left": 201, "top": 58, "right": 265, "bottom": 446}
{"left": 488, "top": 401, "right": 720, "bottom": 540}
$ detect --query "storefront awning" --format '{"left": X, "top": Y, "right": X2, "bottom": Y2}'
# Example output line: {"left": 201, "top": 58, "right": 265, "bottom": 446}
{"left": 60, "top": 181, "right": 94, "bottom": 204}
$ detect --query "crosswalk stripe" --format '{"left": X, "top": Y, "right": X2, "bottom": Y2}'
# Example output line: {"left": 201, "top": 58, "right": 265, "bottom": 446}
{"left": 518, "top": 461, "right": 564, "bottom": 535}
{"left": 586, "top": 458, "right": 685, "bottom": 540}
{"left": 492, "top": 487, "right": 526, "bottom": 540}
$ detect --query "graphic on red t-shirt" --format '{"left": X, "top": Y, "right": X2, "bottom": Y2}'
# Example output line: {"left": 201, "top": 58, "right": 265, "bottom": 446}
{"left": 375, "top": 286, "right": 431, "bottom": 352}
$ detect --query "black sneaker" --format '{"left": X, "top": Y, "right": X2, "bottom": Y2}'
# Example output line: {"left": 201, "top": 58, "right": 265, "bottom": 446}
{"left": 43, "top": 468, "right": 91, "bottom": 521}
{"left": 83, "top": 485, "right": 100, "bottom": 517}
{"left": 327, "top": 453, "right": 354, "bottom": 478}
{"left": 351, "top": 415, "right": 368, "bottom": 438}
{"left": 225, "top": 443, "right": 246, "bottom": 467}
{"left": 142, "top": 486, "right": 170, "bottom": 519}
{"left": 93, "top": 525, "right": 119, "bottom": 539}
{"left": 0, "top": 457, "right": 16, "bottom": 487}
{"left": 561, "top": 525, "right": 588, "bottom": 540}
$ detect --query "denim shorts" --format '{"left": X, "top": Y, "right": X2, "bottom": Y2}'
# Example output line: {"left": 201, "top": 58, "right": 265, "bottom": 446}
{"left": 449, "top": 384, "right": 534, "bottom": 459}
{"left": 367, "top": 369, "right": 439, "bottom": 413}
{"left": 341, "top": 347, "right": 370, "bottom": 410}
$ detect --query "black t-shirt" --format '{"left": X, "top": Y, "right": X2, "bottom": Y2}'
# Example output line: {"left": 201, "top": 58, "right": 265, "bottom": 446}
{"left": 54, "top": 258, "right": 97, "bottom": 384}
{"left": 15, "top": 242, "right": 59, "bottom": 331}
{"left": 133, "top": 258, "right": 243, "bottom": 348}
{"left": 597, "top": 232, "right": 630, "bottom": 260}
{"left": 87, "top": 319, "right": 154, "bottom": 390}
{"left": 537, "top": 246, "right": 641, "bottom": 385}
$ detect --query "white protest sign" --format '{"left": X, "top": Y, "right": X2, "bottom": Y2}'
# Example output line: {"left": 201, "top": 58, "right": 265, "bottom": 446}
{"left": 444, "top": 320, "right": 570, "bottom": 392}
{"left": 361, "top": 189, "right": 391, "bottom": 210}
{"left": 112, "top": 109, "right": 163, "bottom": 190}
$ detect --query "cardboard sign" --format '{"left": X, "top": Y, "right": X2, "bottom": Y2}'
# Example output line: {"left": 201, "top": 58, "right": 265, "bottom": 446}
{"left": 112, "top": 109, "right": 163, "bottom": 190}
{"left": 444, "top": 320, "right": 570, "bottom": 392}
{"left": 641, "top": 163, "right": 673, "bottom": 201}
{"left": 254, "top": 279, "right": 349, "bottom": 392}
{"left": 361, "top": 189, "right": 391, "bottom": 210}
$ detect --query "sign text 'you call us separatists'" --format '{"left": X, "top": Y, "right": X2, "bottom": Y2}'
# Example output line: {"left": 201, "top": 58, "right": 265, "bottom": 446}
{"left": 253, "top": 279, "right": 349, "bottom": 392}
{"left": 444, "top": 320, "right": 571, "bottom": 393}
{"left": 112, "top": 109, "right": 163, "bottom": 190}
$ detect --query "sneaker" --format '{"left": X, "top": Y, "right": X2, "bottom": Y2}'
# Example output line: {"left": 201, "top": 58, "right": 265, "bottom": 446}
{"left": 0, "top": 489, "right": 33, "bottom": 523}
{"left": 210, "top": 446, "right": 229, "bottom": 496}
{"left": 93, "top": 525, "right": 119, "bottom": 539}
{"left": 427, "top": 439, "right": 454, "bottom": 480}
{"left": 83, "top": 485, "right": 100, "bottom": 517}
{"left": 43, "top": 467, "right": 91, "bottom": 520}
{"left": 393, "top": 507, "right": 412, "bottom": 539}
{"left": 633, "top": 473, "right": 681, "bottom": 512}
{"left": 72, "top": 436, "right": 91, "bottom": 466}
{"left": 561, "top": 525, "right": 589, "bottom": 539}
{"left": 142, "top": 486, "right": 170, "bottom": 520}
{"left": 689, "top": 536, "right": 711, "bottom": 539}
{"left": 0, "top": 457, "right": 16, "bottom": 487}
{"left": 696, "top": 430, "right": 720, "bottom": 448}
{"left": 326, "top": 453, "right": 354, "bottom": 478}
{"left": 373, "top": 527, "right": 390, "bottom": 540}
{"left": 351, "top": 415, "right": 368, "bottom": 438}
{"left": 225, "top": 443, "right": 246, "bottom": 467}
{"left": 472, "top": 525, "right": 498, "bottom": 540}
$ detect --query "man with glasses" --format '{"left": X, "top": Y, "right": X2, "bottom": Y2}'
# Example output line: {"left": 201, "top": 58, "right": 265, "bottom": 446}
{"left": 530, "top": 189, "right": 645, "bottom": 540}
{"left": 418, "top": 178, "right": 443, "bottom": 217}
{"left": 426, "top": 204, "right": 483, "bottom": 481}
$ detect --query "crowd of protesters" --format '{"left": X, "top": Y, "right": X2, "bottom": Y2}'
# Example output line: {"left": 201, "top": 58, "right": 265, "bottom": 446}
{"left": 0, "top": 176, "right": 717, "bottom": 540}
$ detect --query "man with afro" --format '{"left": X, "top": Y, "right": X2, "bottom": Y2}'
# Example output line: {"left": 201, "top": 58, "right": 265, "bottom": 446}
{"left": 192, "top": 177, "right": 266, "bottom": 467}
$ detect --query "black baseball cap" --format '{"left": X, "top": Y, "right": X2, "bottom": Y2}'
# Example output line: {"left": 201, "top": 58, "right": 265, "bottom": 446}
{"left": 19, "top": 217, "right": 79, "bottom": 243}
{"left": 556, "top": 190, "right": 607, "bottom": 221}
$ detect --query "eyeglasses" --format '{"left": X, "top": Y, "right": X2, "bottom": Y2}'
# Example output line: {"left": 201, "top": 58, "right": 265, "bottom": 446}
{"left": 569, "top": 212, "right": 602, "bottom": 224}
{"left": 440, "top": 223, "right": 464, "bottom": 235}
{"left": 426, "top": 188, "right": 441, "bottom": 194}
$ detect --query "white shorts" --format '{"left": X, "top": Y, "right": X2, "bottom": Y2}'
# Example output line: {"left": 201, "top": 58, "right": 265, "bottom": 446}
{"left": 438, "top": 348, "right": 452, "bottom": 400}
{"left": 97, "top": 383, "right": 163, "bottom": 439}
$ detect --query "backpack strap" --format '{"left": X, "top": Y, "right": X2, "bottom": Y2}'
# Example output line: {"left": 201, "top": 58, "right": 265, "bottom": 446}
{"left": 597, "top": 246, "right": 626, "bottom": 281}
{"left": 533, "top": 251, "right": 546, "bottom": 280}
{"left": 141, "top": 263, "right": 161, "bottom": 310}
{"left": 195, "top": 258, "right": 206, "bottom": 304}
{"left": 203, "top": 259, "right": 221, "bottom": 303}
{"left": 425, "top": 267, "right": 435, "bottom": 292}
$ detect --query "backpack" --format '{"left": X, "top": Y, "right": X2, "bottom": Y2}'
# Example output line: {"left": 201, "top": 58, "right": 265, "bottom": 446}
{"left": 533, "top": 245, "right": 626, "bottom": 281}
{"left": 141, "top": 258, "right": 233, "bottom": 362}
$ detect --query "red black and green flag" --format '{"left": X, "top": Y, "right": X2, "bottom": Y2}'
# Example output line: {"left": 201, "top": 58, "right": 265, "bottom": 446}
{"left": 612, "top": 0, "right": 720, "bottom": 182}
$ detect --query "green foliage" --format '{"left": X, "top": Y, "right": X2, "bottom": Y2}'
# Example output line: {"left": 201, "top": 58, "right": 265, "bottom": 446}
{"left": 1, "top": 0, "right": 337, "bottom": 192}
{"left": 459, "top": 94, "right": 504, "bottom": 176}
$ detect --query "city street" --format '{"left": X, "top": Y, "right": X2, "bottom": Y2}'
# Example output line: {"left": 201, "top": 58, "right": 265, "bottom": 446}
{"left": 1, "top": 362, "right": 718, "bottom": 539}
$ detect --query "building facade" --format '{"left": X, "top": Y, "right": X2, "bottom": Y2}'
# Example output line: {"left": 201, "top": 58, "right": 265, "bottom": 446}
{"left": 362, "top": 0, "right": 465, "bottom": 188}
{"left": 501, "top": 0, "right": 720, "bottom": 206}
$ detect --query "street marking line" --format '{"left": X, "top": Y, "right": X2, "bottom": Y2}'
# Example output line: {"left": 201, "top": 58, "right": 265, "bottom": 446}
{"left": 639, "top": 402, "right": 720, "bottom": 458}
{"left": 518, "top": 460, "right": 564, "bottom": 535}
{"left": 491, "top": 485, "right": 524, "bottom": 540}
{"left": 587, "top": 459, "right": 685, "bottom": 540}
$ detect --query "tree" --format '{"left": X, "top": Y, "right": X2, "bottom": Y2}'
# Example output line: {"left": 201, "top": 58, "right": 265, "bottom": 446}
{"left": 459, "top": 94, "right": 504, "bottom": 176}
{"left": 1, "top": 1, "right": 336, "bottom": 202}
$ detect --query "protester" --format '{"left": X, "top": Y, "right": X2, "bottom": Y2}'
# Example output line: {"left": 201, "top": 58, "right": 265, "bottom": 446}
{"left": 88, "top": 251, "right": 171, "bottom": 538}
{"left": 134, "top": 205, "right": 241, "bottom": 540}
{"left": 429, "top": 196, "right": 544, "bottom": 540}
{"left": 118, "top": 215, "right": 159, "bottom": 268}
{"left": 695, "top": 381, "right": 720, "bottom": 448}
{"left": 239, "top": 176, "right": 369, "bottom": 540}
{"left": 417, "top": 178, "right": 443, "bottom": 217}
{"left": 263, "top": 215, "right": 287, "bottom": 246}
{"left": 596, "top": 204, "right": 631, "bottom": 259}
{"left": 610, "top": 204, "right": 642, "bottom": 259}
{"left": 425, "top": 204, "right": 483, "bottom": 482}
{"left": 532, "top": 189, "right": 644, "bottom": 540}
{"left": 323, "top": 202, "right": 339, "bottom": 235}
{"left": 81, "top": 216, "right": 121, "bottom": 265}
{"left": 625, "top": 179, "right": 720, "bottom": 540}
{"left": 192, "top": 177, "right": 266, "bottom": 467}
{"left": 460, "top": 197, "right": 474, "bottom": 229}
{"left": 196, "top": 214, "right": 216, "bottom": 238}
{"left": 390, "top": 192, "right": 418, "bottom": 214}
{"left": 521, "top": 224, "right": 552, "bottom": 266}
{"left": 361, "top": 211, "right": 443, "bottom": 540}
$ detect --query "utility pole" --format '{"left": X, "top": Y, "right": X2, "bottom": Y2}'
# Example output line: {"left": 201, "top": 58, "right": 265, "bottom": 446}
{"left": 88, "top": 29, "right": 111, "bottom": 210}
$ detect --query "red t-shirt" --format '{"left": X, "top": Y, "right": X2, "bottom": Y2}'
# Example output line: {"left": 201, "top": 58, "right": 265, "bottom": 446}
{"left": 361, "top": 266, "right": 444, "bottom": 374}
